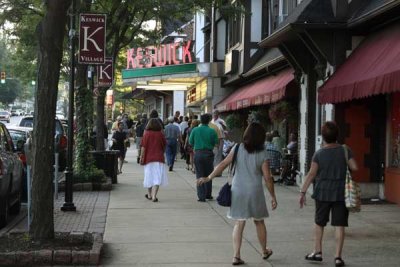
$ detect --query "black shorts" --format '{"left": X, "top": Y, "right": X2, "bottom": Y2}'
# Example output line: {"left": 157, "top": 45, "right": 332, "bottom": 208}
{"left": 315, "top": 200, "right": 349, "bottom": 227}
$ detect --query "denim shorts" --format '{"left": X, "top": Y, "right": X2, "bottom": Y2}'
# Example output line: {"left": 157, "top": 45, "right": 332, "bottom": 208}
{"left": 315, "top": 200, "right": 349, "bottom": 227}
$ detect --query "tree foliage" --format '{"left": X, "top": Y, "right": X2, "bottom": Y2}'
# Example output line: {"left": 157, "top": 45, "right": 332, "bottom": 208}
{"left": 0, "top": 78, "right": 23, "bottom": 105}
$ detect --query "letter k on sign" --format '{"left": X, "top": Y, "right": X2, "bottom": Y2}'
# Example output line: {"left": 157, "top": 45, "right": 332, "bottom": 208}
{"left": 79, "top": 13, "right": 106, "bottom": 64}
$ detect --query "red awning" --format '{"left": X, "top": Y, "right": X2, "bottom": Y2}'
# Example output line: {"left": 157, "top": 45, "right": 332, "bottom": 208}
{"left": 216, "top": 68, "right": 294, "bottom": 111}
{"left": 319, "top": 22, "right": 400, "bottom": 104}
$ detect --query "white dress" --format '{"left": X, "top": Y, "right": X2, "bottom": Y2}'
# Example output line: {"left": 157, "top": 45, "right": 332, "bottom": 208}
{"left": 143, "top": 162, "right": 168, "bottom": 188}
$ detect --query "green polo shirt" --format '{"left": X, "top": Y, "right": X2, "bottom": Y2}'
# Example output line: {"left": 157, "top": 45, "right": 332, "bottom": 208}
{"left": 189, "top": 124, "right": 218, "bottom": 150}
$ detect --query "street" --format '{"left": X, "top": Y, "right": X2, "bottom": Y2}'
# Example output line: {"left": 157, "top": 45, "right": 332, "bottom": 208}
{"left": 5, "top": 115, "right": 24, "bottom": 126}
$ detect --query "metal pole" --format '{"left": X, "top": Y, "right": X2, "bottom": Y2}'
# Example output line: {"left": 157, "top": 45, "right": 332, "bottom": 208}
{"left": 27, "top": 165, "right": 31, "bottom": 230}
{"left": 54, "top": 153, "right": 59, "bottom": 200}
{"left": 62, "top": 0, "right": 76, "bottom": 211}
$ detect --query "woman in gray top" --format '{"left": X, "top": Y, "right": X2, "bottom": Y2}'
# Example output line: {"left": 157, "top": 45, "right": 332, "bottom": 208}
{"left": 299, "top": 121, "right": 358, "bottom": 267}
{"left": 198, "top": 122, "right": 277, "bottom": 265}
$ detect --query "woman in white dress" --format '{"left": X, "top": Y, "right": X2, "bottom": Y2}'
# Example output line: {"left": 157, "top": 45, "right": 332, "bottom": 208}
{"left": 140, "top": 118, "right": 168, "bottom": 202}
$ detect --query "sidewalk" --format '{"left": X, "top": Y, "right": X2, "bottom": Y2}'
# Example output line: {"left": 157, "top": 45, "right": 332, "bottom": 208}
{"left": 102, "top": 148, "right": 400, "bottom": 266}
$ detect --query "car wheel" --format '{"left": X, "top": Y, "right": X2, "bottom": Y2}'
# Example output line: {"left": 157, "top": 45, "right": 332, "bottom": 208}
{"left": 7, "top": 120, "right": 10, "bottom": 123}
{"left": 0, "top": 196, "right": 9, "bottom": 228}
{"left": 9, "top": 191, "right": 21, "bottom": 215}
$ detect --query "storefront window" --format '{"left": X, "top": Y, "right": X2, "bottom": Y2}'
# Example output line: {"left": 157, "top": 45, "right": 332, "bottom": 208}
{"left": 390, "top": 92, "right": 400, "bottom": 167}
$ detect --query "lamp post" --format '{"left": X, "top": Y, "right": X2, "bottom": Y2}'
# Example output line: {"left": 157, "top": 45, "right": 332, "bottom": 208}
{"left": 61, "top": 0, "right": 76, "bottom": 212}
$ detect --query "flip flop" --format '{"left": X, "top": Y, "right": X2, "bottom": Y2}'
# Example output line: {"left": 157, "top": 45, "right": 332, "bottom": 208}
{"left": 305, "top": 251, "right": 323, "bottom": 262}
{"left": 262, "top": 248, "right": 273, "bottom": 259}
{"left": 232, "top": 257, "right": 244, "bottom": 265}
{"left": 145, "top": 194, "right": 152, "bottom": 200}
{"left": 335, "top": 257, "right": 345, "bottom": 267}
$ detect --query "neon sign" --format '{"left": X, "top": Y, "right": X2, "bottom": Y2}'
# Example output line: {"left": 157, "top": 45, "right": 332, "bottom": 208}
{"left": 126, "top": 40, "right": 193, "bottom": 69}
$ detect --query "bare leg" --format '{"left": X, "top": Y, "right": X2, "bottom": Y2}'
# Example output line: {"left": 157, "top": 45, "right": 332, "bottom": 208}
{"left": 118, "top": 157, "right": 123, "bottom": 173}
{"left": 152, "top": 185, "right": 159, "bottom": 200}
{"left": 232, "top": 221, "right": 246, "bottom": 259}
{"left": 254, "top": 220, "right": 268, "bottom": 253}
{"left": 147, "top": 187, "right": 152, "bottom": 196}
{"left": 335, "top": 226, "right": 345, "bottom": 258}
{"left": 314, "top": 224, "right": 324, "bottom": 253}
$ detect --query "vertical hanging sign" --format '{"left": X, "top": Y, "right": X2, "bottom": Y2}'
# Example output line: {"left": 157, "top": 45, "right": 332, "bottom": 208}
{"left": 97, "top": 57, "right": 113, "bottom": 87}
{"left": 79, "top": 13, "right": 106, "bottom": 64}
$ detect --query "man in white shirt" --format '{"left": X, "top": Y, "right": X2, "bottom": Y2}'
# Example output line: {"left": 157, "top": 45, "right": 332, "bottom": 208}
{"left": 212, "top": 110, "right": 227, "bottom": 168}
{"left": 180, "top": 116, "right": 189, "bottom": 134}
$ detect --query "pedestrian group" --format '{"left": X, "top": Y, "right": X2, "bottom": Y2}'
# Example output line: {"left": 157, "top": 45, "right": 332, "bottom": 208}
{"left": 112, "top": 110, "right": 357, "bottom": 267}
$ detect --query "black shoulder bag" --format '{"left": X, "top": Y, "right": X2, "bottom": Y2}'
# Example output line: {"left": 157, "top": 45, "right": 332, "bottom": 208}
{"left": 217, "top": 143, "right": 240, "bottom": 207}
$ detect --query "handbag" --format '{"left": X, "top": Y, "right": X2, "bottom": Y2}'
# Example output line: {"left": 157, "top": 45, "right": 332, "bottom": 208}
{"left": 217, "top": 143, "right": 240, "bottom": 207}
{"left": 343, "top": 145, "right": 361, "bottom": 212}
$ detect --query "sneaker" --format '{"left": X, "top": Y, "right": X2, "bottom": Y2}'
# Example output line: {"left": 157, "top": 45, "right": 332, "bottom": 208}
{"left": 137, "top": 157, "right": 140, "bottom": 164}
{"left": 169, "top": 166, "right": 173, "bottom": 172}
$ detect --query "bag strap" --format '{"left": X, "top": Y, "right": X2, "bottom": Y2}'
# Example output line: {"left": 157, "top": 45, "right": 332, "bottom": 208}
{"left": 231, "top": 143, "right": 240, "bottom": 176}
{"left": 228, "top": 143, "right": 240, "bottom": 183}
{"left": 342, "top": 144, "right": 349, "bottom": 163}
{"left": 342, "top": 145, "right": 352, "bottom": 177}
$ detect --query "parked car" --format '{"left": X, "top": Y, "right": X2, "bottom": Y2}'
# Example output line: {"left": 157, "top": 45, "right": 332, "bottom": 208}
{"left": 10, "top": 110, "right": 18, "bottom": 117}
{"left": 18, "top": 116, "right": 67, "bottom": 171}
{"left": 6, "top": 126, "right": 32, "bottom": 203}
{"left": 0, "top": 111, "right": 10, "bottom": 123}
{"left": 0, "top": 122, "right": 24, "bottom": 228}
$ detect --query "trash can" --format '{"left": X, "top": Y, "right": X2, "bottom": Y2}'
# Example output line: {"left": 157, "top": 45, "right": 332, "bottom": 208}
{"left": 90, "top": 150, "right": 119, "bottom": 184}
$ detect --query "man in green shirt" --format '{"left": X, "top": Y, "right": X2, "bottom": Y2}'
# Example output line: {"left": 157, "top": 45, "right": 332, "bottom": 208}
{"left": 189, "top": 113, "right": 218, "bottom": 202}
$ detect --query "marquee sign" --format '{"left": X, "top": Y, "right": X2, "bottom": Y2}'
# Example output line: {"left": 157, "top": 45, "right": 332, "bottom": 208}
{"left": 79, "top": 13, "right": 106, "bottom": 64}
{"left": 126, "top": 40, "right": 193, "bottom": 69}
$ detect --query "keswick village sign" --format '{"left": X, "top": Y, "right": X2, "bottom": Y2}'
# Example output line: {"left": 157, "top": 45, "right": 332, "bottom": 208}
{"left": 126, "top": 40, "right": 193, "bottom": 69}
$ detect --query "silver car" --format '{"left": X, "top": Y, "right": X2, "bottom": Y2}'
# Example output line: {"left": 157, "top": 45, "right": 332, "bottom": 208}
{"left": 0, "top": 111, "right": 10, "bottom": 123}
{"left": 0, "top": 122, "right": 24, "bottom": 228}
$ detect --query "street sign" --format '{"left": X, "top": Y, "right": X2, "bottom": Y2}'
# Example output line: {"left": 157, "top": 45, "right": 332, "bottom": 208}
{"left": 97, "top": 57, "right": 113, "bottom": 87}
{"left": 79, "top": 13, "right": 106, "bottom": 64}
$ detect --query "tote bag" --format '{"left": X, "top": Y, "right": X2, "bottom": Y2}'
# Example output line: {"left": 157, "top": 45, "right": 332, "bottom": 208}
{"left": 343, "top": 145, "right": 361, "bottom": 212}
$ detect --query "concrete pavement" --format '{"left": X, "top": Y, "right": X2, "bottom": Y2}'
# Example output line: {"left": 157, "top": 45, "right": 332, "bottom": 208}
{"left": 102, "top": 148, "right": 400, "bottom": 266}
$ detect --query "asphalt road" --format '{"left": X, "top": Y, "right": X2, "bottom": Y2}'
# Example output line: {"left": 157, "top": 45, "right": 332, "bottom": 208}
{"left": 4, "top": 115, "right": 23, "bottom": 126}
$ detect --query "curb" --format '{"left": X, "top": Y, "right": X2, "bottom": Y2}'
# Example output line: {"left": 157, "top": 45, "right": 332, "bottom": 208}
{"left": 58, "top": 177, "right": 112, "bottom": 191}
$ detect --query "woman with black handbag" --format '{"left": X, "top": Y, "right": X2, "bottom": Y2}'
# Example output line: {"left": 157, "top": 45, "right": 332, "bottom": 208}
{"left": 198, "top": 122, "right": 277, "bottom": 265}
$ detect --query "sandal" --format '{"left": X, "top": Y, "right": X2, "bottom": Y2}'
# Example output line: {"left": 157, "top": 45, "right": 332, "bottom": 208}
{"left": 262, "top": 248, "right": 273, "bottom": 259}
{"left": 335, "top": 257, "right": 345, "bottom": 267}
{"left": 145, "top": 194, "right": 152, "bottom": 200}
{"left": 152, "top": 198, "right": 158, "bottom": 202}
{"left": 232, "top": 257, "right": 244, "bottom": 265}
{"left": 305, "top": 251, "right": 323, "bottom": 262}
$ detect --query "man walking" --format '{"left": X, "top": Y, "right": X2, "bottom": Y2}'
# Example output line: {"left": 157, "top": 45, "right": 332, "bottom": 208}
{"left": 189, "top": 113, "right": 218, "bottom": 202}
{"left": 212, "top": 110, "right": 226, "bottom": 167}
{"left": 165, "top": 116, "right": 182, "bottom": 171}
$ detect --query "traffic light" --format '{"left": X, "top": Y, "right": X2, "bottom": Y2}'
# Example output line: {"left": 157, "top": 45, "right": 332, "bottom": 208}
{"left": 0, "top": 72, "right": 5, "bottom": 84}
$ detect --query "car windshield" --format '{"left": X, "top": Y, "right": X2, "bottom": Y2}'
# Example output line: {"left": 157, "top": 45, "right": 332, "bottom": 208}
{"left": 19, "top": 118, "right": 64, "bottom": 135}
{"left": 0, "top": 111, "right": 8, "bottom": 115}
{"left": 9, "top": 130, "right": 27, "bottom": 149}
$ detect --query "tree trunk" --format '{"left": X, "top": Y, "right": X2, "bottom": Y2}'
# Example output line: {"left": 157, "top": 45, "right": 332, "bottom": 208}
{"left": 30, "top": 0, "right": 71, "bottom": 240}
{"left": 96, "top": 88, "right": 107, "bottom": 151}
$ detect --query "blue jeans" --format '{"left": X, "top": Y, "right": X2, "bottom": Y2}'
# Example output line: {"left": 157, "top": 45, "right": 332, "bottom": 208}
{"left": 194, "top": 150, "right": 214, "bottom": 200}
{"left": 166, "top": 138, "right": 178, "bottom": 167}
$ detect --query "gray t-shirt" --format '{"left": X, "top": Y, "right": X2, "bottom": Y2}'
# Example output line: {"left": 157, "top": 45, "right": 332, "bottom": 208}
{"left": 164, "top": 123, "right": 181, "bottom": 140}
{"left": 311, "top": 145, "right": 353, "bottom": 202}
